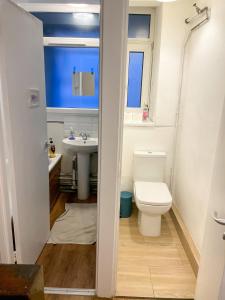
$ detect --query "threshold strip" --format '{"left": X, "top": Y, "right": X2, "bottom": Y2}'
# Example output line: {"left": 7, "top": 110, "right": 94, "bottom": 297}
{"left": 44, "top": 287, "right": 96, "bottom": 296}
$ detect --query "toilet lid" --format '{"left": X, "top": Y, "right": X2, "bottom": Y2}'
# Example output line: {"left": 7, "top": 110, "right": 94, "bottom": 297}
{"left": 134, "top": 181, "right": 172, "bottom": 206}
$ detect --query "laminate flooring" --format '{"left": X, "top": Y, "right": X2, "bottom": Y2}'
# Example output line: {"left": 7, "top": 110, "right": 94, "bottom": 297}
{"left": 37, "top": 244, "right": 96, "bottom": 288}
{"left": 116, "top": 207, "right": 196, "bottom": 299}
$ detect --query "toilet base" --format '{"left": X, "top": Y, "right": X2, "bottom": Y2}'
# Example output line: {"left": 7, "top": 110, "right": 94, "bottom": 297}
{"left": 138, "top": 211, "right": 161, "bottom": 237}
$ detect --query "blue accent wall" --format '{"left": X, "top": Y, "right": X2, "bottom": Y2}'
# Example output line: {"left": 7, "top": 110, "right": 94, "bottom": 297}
{"left": 44, "top": 47, "right": 99, "bottom": 108}
{"left": 33, "top": 12, "right": 100, "bottom": 38}
{"left": 127, "top": 52, "right": 144, "bottom": 108}
{"left": 32, "top": 12, "right": 151, "bottom": 39}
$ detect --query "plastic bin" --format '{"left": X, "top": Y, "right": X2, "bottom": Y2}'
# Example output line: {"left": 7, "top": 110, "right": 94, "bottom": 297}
{"left": 120, "top": 191, "right": 133, "bottom": 218}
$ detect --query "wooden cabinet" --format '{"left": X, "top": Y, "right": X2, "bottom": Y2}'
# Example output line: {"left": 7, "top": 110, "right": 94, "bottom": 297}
{"left": 49, "top": 157, "right": 61, "bottom": 211}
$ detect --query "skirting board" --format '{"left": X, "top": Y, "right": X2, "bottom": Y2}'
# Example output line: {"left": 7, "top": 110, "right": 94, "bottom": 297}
{"left": 170, "top": 205, "right": 200, "bottom": 276}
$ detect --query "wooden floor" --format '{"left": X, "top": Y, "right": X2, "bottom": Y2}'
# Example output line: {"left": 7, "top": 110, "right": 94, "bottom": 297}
{"left": 45, "top": 297, "right": 99, "bottom": 300}
{"left": 45, "top": 296, "right": 186, "bottom": 300}
{"left": 37, "top": 192, "right": 97, "bottom": 289}
{"left": 42, "top": 194, "right": 195, "bottom": 297}
{"left": 37, "top": 244, "right": 96, "bottom": 288}
{"left": 116, "top": 206, "right": 196, "bottom": 299}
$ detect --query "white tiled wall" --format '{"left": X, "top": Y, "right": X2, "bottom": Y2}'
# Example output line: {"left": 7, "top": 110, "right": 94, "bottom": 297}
{"left": 64, "top": 115, "right": 98, "bottom": 138}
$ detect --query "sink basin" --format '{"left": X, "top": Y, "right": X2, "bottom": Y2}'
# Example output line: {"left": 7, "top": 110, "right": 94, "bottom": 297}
{"left": 63, "top": 137, "right": 98, "bottom": 153}
{"left": 62, "top": 137, "right": 98, "bottom": 200}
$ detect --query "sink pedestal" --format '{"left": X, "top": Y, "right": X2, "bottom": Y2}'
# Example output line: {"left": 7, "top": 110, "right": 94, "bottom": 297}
{"left": 62, "top": 137, "right": 98, "bottom": 200}
{"left": 77, "top": 152, "right": 90, "bottom": 200}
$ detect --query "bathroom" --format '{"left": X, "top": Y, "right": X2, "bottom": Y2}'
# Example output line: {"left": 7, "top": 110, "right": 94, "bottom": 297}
{"left": 0, "top": 0, "right": 225, "bottom": 299}
{"left": 31, "top": 4, "right": 100, "bottom": 290}
{"left": 117, "top": 0, "right": 225, "bottom": 299}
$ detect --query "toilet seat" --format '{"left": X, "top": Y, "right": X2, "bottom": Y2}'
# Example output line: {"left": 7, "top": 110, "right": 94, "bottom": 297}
{"left": 134, "top": 181, "right": 172, "bottom": 206}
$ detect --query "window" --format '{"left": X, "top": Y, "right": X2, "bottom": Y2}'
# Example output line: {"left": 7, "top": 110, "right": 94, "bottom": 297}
{"left": 31, "top": 10, "right": 154, "bottom": 109}
{"left": 126, "top": 8, "right": 154, "bottom": 109}
{"left": 128, "top": 14, "right": 151, "bottom": 38}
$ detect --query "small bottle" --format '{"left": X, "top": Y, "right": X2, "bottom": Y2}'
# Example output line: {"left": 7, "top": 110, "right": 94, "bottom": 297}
{"left": 142, "top": 104, "right": 149, "bottom": 121}
{"left": 49, "top": 138, "right": 56, "bottom": 158}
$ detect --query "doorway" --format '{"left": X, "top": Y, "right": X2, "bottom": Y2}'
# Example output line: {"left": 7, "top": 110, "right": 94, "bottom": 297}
{"left": 116, "top": 0, "right": 225, "bottom": 300}
{"left": 0, "top": 0, "right": 128, "bottom": 298}
{"left": 24, "top": 4, "right": 101, "bottom": 292}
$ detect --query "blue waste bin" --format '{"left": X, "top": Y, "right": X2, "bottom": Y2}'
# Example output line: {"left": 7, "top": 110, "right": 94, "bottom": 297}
{"left": 120, "top": 191, "right": 133, "bottom": 218}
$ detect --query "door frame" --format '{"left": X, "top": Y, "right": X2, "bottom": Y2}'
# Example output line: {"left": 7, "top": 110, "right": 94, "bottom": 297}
{"left": 96, "top": 0, "right": 128, "bottom": 297}
{"left": 0, "top": 122, "right": 13, "bottom": 263}
{"left": 0, "top": 0, "right": 128, "bottom": 297}
{"left": 0, "top": 53, "right": 15, "bottom": 263}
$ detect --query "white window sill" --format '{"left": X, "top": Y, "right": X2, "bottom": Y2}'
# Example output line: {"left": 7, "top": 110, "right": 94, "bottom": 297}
{"left": 124, "top": 120, "right": 155, "bottom": 127}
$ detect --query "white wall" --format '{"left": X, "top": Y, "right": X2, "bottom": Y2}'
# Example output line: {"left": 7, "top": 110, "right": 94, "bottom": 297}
{"left": 121, "top": 0, "right": 191, "bottom": 192}
{"left": 173, "top": 0, "right": 225, "bottom": 252}
{"left": 151, "top": 0, "right": 192, "bottom": 126}
{"left": 121, "top": 125, "right": 175, "bottom": 191}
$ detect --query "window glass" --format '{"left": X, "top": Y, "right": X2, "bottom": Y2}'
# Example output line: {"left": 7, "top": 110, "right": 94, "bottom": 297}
{"left": 44, "top": 47, "right": 99, "bottom": 108}
{"left": 32, "top": 12, "right": 100, "bottom": 38}
{"left": 127, "top": 52, "right": 144, "bottom": 108}
{"left": 128, "top": 14, "right": 151, "bottom": 38}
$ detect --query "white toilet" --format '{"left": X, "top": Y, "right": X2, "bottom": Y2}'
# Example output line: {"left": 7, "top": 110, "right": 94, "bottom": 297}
{"left": 133, "top": 151, "right": 172, "bottom": 237}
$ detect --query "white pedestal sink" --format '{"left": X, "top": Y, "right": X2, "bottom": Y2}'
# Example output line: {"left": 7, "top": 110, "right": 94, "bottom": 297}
{"left": 63, "top": 137, "right": 98, "bottom": 200}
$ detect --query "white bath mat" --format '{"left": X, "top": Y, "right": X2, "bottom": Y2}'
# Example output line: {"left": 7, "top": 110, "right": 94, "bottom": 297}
{"left": 48, "top": 203, "right": 97, "bottom": 245}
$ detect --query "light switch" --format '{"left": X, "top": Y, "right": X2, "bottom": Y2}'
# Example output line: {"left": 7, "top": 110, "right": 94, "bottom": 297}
{"left": 28, "top": 89, "right": 40, "bottom": 108}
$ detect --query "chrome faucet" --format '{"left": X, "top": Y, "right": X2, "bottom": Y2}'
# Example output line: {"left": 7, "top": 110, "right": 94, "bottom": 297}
{"left": 79, "top": 132, "right": 89, "bottom": 141}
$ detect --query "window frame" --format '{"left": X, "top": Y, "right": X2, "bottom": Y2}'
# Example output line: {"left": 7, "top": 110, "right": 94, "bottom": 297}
{"left": 125, "top": 7, "right": 155, "bottom": 111}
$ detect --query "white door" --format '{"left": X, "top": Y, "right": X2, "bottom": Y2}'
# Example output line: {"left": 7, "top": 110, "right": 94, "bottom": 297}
{"left": 195, "top": 100, "right": 225, "bottom": 299}
{"left": 0, "top": 0, "right": 49, "bottom": 263}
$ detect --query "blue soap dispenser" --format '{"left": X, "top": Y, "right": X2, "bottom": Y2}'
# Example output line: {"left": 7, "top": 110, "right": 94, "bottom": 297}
{"left": 68, "top": 127, "right": 75, "bottom": 140}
